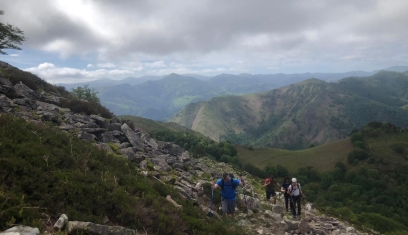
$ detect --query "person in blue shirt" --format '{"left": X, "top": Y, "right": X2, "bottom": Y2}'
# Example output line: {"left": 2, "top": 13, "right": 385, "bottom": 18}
{"left": 280, "top": 176, "right": 291, "bottom": 213}
{"left": 213, "top": 173, "right": 245, "bottom": 219}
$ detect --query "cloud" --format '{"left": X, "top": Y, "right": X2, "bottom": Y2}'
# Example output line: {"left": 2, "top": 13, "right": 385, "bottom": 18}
{"left": 25, "top": 62, "right": 133, "bottom": 83}
{"left": 97, "top": 63, "right": 116, "bottom": 68}
{"left": 1, "top": 0, "right": 407, "bottom": 74}
{"left": 87, "top": 64, "right": 93, "bottom": 68}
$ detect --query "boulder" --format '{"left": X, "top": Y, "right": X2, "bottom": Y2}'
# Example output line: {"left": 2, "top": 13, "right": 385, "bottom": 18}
{"left": 272, "top": 204, "right": 284, "bottom": 215}
{"left": 0, "top": 94, "right": 14, "bottom": 112}
{"left": 158, "top": 141, "right": 184, "bottom": 156}
{"left": 53, "top": 214, "right": 68, "bottom": 230}
{"left": 36, "top": 101, "right": 62, "bottom": 112}
{"left": 0, "top": 77, "right": 12, "bottom": 86}
{"left": 120, "top": 147, "right": 135, "bottom": 158}
{"left": 67, "top": 221, "right": 135, "bottom": 235}
{"left": 151, "top": 155, "right": 171, "bottom": 171}
{"left": 79, "top": 131, "right": 97, "bottom": 142}
{"left": 108, "top": 123, "right": 122, "bottom": 131}
{"left": 121, "top": 123, "right": 144, "bottom": 149}
{"left": 243, "top": 196, "right": 263, "bottom": 212}
{"left": 90, "top": 114, "right": 108, "bottom": 128}
{"left": 0, "top": 226, "right": 40, "bottom": 235}
{"left": 41, "top": 112, "right": 59, "bottom": 123}
{"left": 140, "top": 132, "right": 158, "bottom": 149}
{"left": 128, "top": 153, "right": 145, "bottom": 163}
{"left": 180, "top": 151, "right": 190, "bottom": 162}
{"left": 283, "top": 217, "right": 299, "bottom": 231}
{"left": 110, "top": 116, "right": 121, "bottom": 123}
{"left": 298, "top": 219, "right": 311, "bottom": 234}
{"left": 100, "top": 131, "right": 120, "bottom": 143}
{"left": 14, "top": 82, "right": 38, "bottom": 100}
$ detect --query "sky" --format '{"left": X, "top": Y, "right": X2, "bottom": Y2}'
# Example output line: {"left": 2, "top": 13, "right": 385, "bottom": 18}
{"left": 1, "top": 0, "right": 408, "bottom": 84}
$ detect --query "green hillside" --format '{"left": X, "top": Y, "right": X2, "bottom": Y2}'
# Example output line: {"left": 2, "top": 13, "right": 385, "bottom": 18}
{"left": 236, "top": 138, "right": 353, "bottom": 173}
{"left": 170, "top": 71, "right": 408, "bottom": 149}
{"left": 298, "top": 122, "right": 408, "bottom": 234}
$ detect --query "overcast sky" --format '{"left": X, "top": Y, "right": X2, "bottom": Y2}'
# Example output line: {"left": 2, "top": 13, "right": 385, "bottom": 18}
{"left": 1, "top": 0, "right": 408, "bottom": 83}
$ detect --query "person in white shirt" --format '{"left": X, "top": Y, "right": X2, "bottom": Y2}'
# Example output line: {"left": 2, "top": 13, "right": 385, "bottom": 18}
{"left": 287, "top": 178, "right": 303, "bottom": 218}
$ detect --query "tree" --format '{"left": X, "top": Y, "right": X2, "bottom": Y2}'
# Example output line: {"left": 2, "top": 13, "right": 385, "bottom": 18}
{"left": 71, "top": 84, "right": 100, "bottom": 103}
{"left": 0, "top": 10, "right": 26, "bottom": 55}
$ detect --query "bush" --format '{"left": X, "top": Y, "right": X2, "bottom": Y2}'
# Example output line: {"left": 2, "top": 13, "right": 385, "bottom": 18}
{"left": 59, "top": 97, "right": 113, "bottom": 119}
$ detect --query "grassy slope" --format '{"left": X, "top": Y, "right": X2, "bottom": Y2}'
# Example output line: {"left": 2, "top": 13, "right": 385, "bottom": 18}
{"left": 236, "top": 138, "right": 353, "bottom": 172}
{"left": 170, "top": 72, "right": 408, "bottom": 149}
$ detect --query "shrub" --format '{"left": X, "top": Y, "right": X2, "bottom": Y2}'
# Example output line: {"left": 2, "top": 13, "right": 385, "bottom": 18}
{"left": 59, "top": 97, "right": 113, "bottom": 119}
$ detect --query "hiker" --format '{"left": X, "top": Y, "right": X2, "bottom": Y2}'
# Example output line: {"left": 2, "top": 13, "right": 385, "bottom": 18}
{"left": 280, "top": 176, "right": 291, "bottom": 212}
{"left": 263, "top": 176, "right": 280, "bottom": 204}
{"left": 213, "top": 173, "right": 245, "bottom": 219}
{"left": 287, "top": 178, "right": 303, "bottom": 218}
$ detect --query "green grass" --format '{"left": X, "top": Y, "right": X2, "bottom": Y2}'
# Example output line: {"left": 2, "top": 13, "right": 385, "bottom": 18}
{"left": 236, "top": 138, "right": 353, "bottom": 172}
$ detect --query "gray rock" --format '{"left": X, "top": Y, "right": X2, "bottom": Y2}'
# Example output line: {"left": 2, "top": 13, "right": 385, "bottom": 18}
{"left": 90, "top": 114, "right": 108, "bottom": 128}
{"left": 110, "top": 116, "right": 121, "bottom": 123}
{"left": 243, "top": 195, "right": 263, "bottom": 212}
{"left": 41, "top": 112, "right": 60, "bottom": 123}
{"left": 82, "top": 128, "right": 107, "bottom": 134}
{"left": 53, "top": 214, "right": 68, "bottom": 230}
{"left": 151, "top": 155, "right": 171, "bottom": 171}
{"left": 14, "top": 82, "right": 38, "bottom": 100}
{"left": 298, "top": 219, "right": 311, "bottom": 234}
{"left": 0, "top": 226, "right": 40, "bottom": 235}
{"left": 0, "top": 77, "right": 12, "bottom": 86}
{"left": 108, "top": 123, "right": 122, "bottom": 131}
{"left": 59, "top": 123, "right": 75, "bottom": 131}
{"left": 272, "top": 205, "right": 284, "bottom": 215}
{"left": 283, "top": 218, "right": 299, "bottom": 231}
{"left": 101, "top": 131, "right": 120, "bottom": 143}
{"left": 67, "top": 221, "right": 135, "bottom": 235}
{"left": 180, "top": 151, "right": 190, "bottom": 162}
{"left": 72, "top": 114, "right": 92, "bottom": 123}
{"left": 121, "top": 123, "right": 144, "bottom": 149}
{"left": 120, "top": 147, "right": 135, "bottom": 158}
{"left": 118, "top": 142, "right": 132, "bottom": 149}
{"left": 79, "top": 131, "right": 97, "bottom": 142}
{"left": 139, "top": 160, "right": 147, "bottom": 170}
{"left": 140, "top": 132, "right": 158, "bottom": 149}
{"left": 35, "top": 101, "right": 56, "bottom": 111}
{"left": 237, "top": 219, "right": 251, "bottom": 227}
{"left": 128, "top": 153, "right": 145, "bottom": 163}
{"left": 0, "top": 94, "right": 14, "bottom": 112}
{"left": 0, "top": 85, "right": 15, "bottom": 97}
{"left": 172, "top": 163, "right": 184, "bottom": 170}
{"left": 158, "top": 141, "right": 185, "bottom": 156}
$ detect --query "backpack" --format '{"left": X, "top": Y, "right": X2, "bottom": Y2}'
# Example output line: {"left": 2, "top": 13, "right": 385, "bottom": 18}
{"left": 289, "top": 183, "right": 300, "bottom": 193}
{"left": 221, "top": 173, "right": 237, "bottom": 190}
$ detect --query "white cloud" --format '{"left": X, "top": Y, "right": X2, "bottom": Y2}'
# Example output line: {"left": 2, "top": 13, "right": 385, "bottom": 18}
{"left": 97, "top": 63, "right": 116, "bottom": 68}
{"left": 9, "top": 54, "right": 20, "bottom": 57}
{"left": 144, "top": 60, "right": 166, "bottom": 68}
{"left": 87, "top": 64, "right": 94, "bottom": 68}
{"left": 25, "top": 63, "right": 133, "bottom": 83}
{"left": 1, "top": 0, "right": 408, "bottom": 74}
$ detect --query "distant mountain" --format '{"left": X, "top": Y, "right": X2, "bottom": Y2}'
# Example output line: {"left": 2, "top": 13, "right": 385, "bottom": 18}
{"left": 98, "top": 73, "right": 229, "bottom": 120}
{"left": 57, "top": 66, "right": 407, "bottom": 120}
{"left": 57, "top": 75, "right": 163, "bottom": 91}
{"left": 170, "top": 71, "right": 408, "bottom": 149}
{"left": 379, "top": 65, "right": 408, "bottom": 73}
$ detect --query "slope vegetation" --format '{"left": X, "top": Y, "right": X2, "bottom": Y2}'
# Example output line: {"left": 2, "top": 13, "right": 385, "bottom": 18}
{"left": 171, "top": 71, "right": 408, "bottom": 149}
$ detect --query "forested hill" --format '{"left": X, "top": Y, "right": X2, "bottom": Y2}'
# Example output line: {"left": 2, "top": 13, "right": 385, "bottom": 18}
{"left": 170, "top": 70, "right": 408, "bottom": 149}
